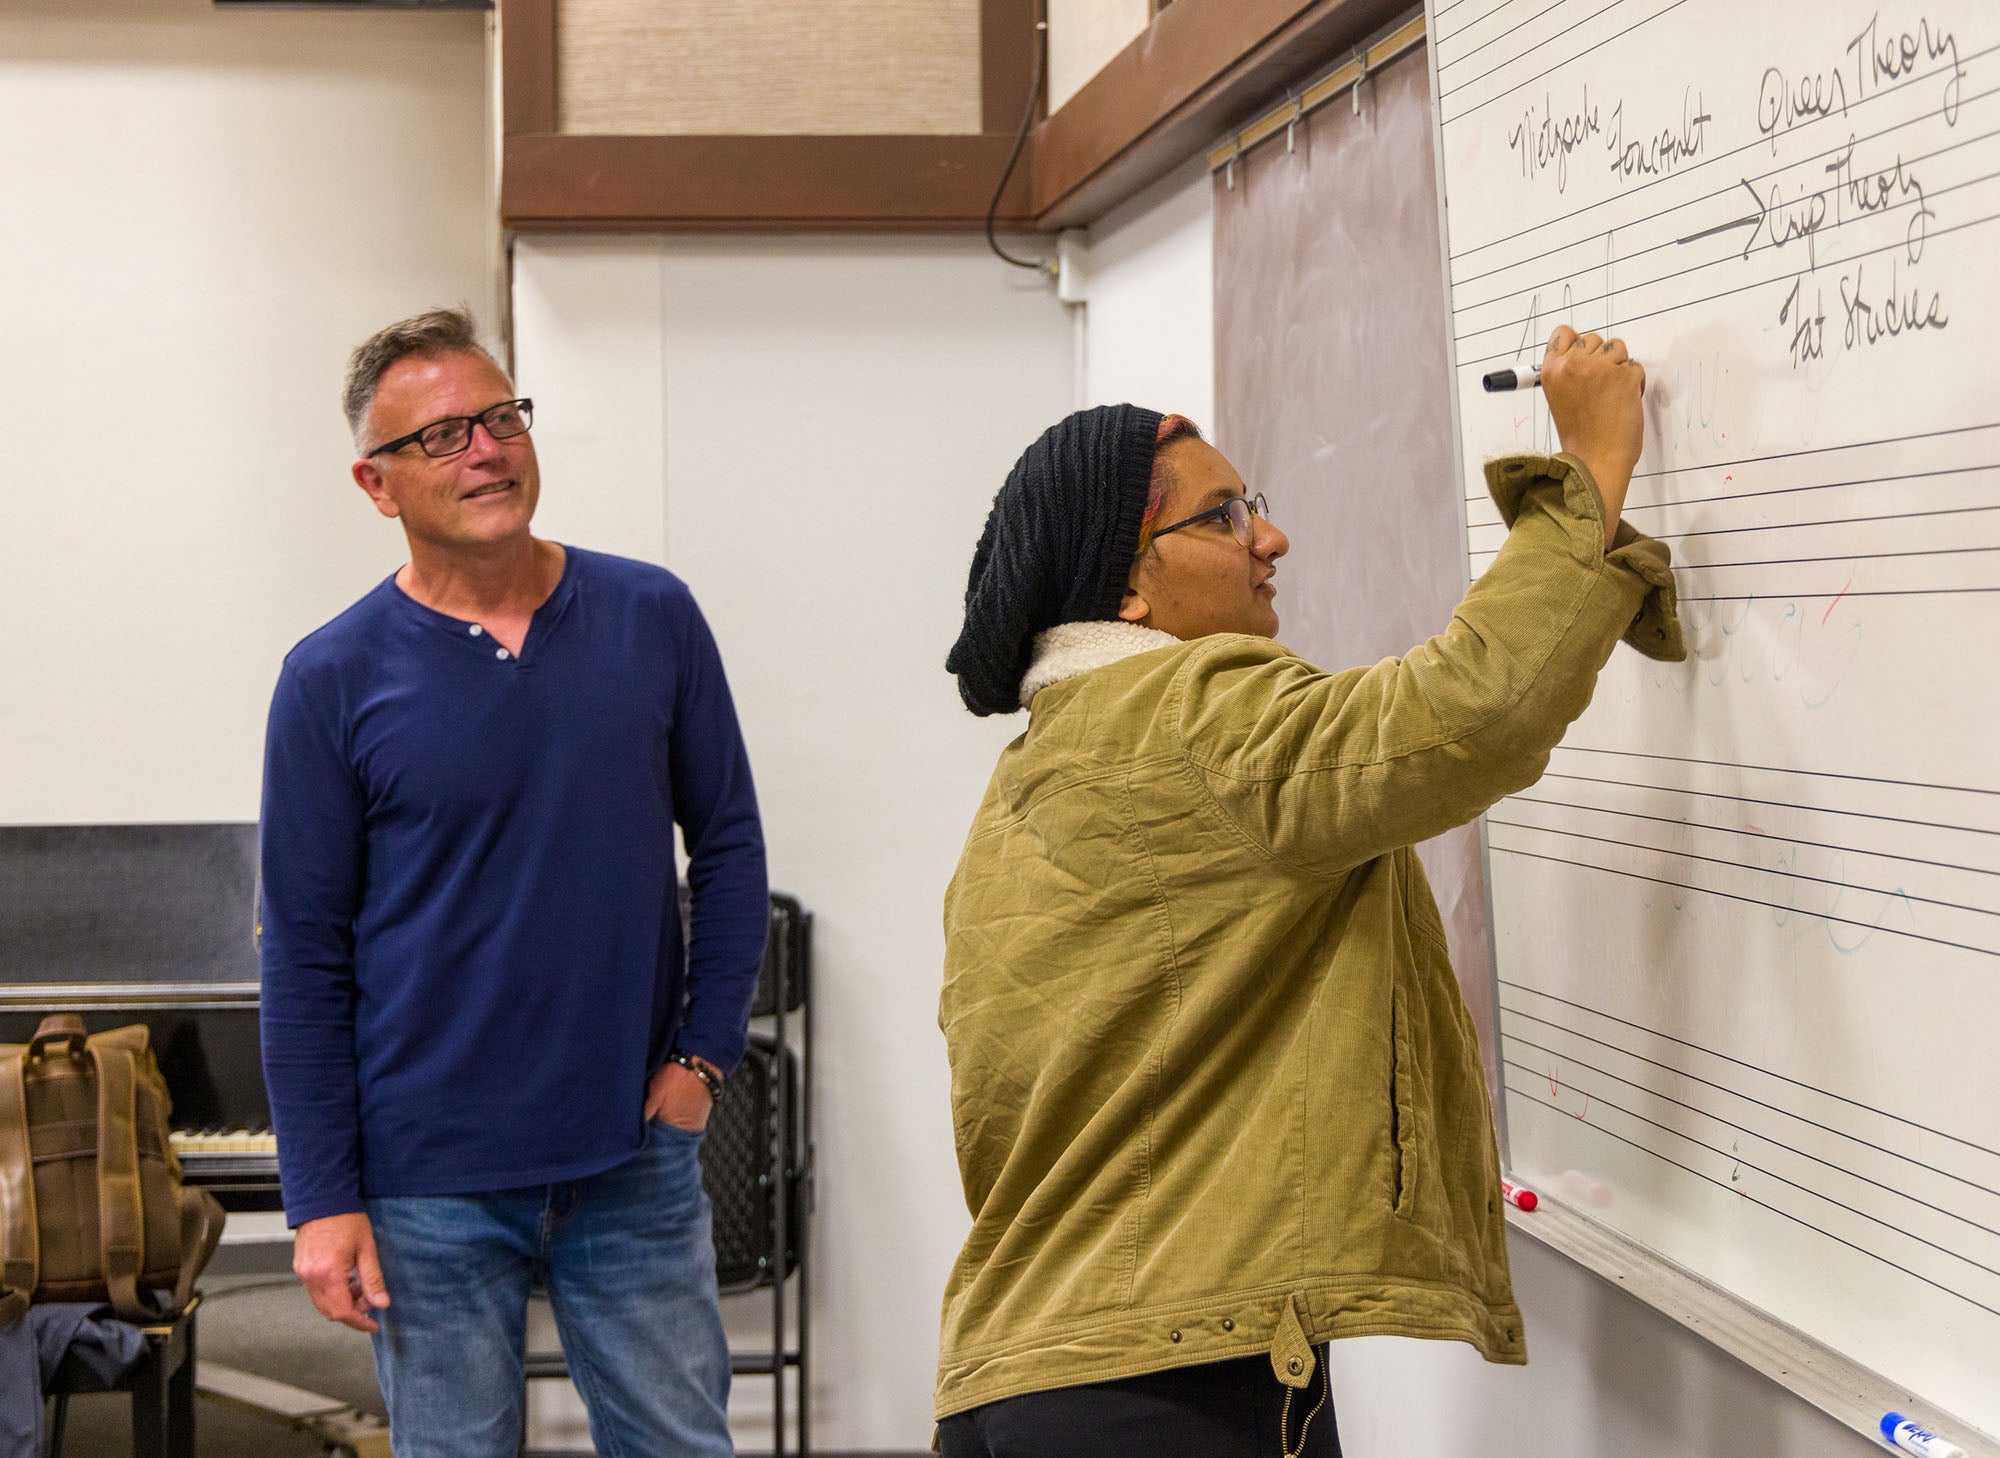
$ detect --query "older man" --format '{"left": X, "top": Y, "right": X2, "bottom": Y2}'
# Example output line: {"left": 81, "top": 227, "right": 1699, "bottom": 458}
{"left": 258, "top": 308, "right": 765, "bottom": 1457}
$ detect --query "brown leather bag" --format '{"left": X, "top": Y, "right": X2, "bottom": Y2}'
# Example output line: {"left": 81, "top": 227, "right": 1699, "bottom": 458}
{"left": 0, "top": 1014, "right": 225, "bottom": 1327}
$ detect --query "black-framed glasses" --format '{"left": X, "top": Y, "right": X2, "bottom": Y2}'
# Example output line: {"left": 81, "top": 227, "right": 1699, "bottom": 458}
{"left": 1151, "top": 491, "right": 1270, "bottom": 547}
{"left": 367, "top": 399, "right": 534, "bottom": 459}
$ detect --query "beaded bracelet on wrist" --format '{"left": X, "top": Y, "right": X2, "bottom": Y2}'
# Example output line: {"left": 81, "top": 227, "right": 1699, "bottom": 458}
{"left": 667, "top": 1051, "right": 722, "bottom": 1099}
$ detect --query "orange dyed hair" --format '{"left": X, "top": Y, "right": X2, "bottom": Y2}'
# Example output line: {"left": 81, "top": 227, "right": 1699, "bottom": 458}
{"left": 1136, "top": 414, "right": 1204, "bottom": 556}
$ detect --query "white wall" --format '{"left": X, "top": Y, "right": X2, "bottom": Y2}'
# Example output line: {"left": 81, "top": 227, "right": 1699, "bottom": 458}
{"left": 509, "top": 239, "right": 669, "bottom": 563}
{"left": 0, "top": 0, "right": 495, "bottom": 826}
{"left": 1066, "top": 154, "right": 1215, "bottom": 431}
{"left": 511, "top": 234, "right": 1075, "bottom": 1451}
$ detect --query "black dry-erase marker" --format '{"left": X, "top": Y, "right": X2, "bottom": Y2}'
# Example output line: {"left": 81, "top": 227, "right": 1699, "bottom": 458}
{"left": 1482, "top": 367, "right": 1542, "bottom": 391}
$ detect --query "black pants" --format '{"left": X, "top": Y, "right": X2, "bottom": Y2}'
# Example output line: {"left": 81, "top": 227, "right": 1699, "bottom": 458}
{"left": 937, "top": 1347, "right": 1340, "bottom": 1458}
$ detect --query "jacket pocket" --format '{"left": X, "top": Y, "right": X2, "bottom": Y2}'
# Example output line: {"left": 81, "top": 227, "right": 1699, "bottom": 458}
{"left": 1390, "top": 979, "right": 1419, "bottom": 1219}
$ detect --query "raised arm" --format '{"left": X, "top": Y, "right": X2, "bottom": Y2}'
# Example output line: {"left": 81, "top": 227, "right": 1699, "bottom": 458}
{"left": 1179, "top": 330, "right": 1681, "bottom": 876}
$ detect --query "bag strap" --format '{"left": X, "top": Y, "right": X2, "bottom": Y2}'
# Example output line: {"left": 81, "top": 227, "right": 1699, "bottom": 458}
{"left": 0, "top": 1047, "right": 38, "bottom": 1327}
{"left": 88, "top": 1038, "right": 151, "bottom": 1320}
{"left": 28, "top": 1014, "right": 87, "bottom": 1061}
{"left": 170, "top": 1187, "right": 225, "bottom": 1316}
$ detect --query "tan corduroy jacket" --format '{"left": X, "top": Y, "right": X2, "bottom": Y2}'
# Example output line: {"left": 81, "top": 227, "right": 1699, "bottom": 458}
{"left": 936, "top": 453, "right": 1685, "bottom": 1419}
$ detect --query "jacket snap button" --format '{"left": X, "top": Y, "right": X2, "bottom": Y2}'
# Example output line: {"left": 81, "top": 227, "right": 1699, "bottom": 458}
{"left": 1220, "top": 1318, "right": 1234, "bottom": 1332}
{"left": 1169, "top": 1329, "right": 1182, "bottom": 1343}
{"left": 1287, "top": 1356, "right": 1303, "bottom": 1376}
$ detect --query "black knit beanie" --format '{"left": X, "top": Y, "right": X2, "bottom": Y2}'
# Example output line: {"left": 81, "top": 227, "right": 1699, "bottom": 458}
{"left": 946, "top": 403, "right": 1164, "bottom": 716}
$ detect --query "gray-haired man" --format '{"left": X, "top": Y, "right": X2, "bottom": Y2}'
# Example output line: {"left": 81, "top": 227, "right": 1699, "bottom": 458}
{"left": 259, "top": 308, "right": 767, "bottom": 1455}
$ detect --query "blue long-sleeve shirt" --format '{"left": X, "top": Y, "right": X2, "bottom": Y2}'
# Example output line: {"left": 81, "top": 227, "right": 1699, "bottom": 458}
{"left": 258, "top": 546, "right": 767, "bottom": 1227}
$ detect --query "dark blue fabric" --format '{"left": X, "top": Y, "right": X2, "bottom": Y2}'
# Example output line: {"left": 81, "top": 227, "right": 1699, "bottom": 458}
{"left": 258, "top": 547, "right": 767, "bottom": 1227}
{"left": 0, "top": 1304, "right": 147, "bottom": 1458}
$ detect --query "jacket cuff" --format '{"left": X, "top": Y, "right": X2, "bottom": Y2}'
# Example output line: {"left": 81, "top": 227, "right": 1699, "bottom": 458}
{"left": 1606, "top": 517, "right": 1685, "bottom": 661}
{"left": 1483, "top": 452, "right": 1686, "bottom": 663}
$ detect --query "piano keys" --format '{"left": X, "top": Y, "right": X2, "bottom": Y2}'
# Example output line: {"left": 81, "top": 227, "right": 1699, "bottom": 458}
{"left": 0, "top": 985, "right": 282, "bottom": 1211}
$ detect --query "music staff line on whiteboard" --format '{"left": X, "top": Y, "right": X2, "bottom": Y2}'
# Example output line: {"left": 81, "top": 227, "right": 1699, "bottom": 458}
{"left": 1430, "top": 0, "right": 1485, "bottom": 26}
{"left": 1613, "top": 499, "right": 1994, "bottom": 542}
{"left": 1488, "top": 815, "right": 1992, "bottom": 947}
{"left": 1677, "top": 587, "right": 1998, "bottom": 601}
{"left": 1506, "top": 793, "right": 1999, "bottom": 879}
{"left": 1454, "top": 184, "right": 2000, "bottom": 355}
{"left": 1640, "top": 417, "right": 2000, "bottom": 481}
{"left": 1447, "top": 78, "right": 2000, "bottom": 287}
{"left": 1522, "top": 757, "right": 2000, "bottom": 842}
{"left": 1437, "top": 0, "right": 1979, "bottom": 147}
{"left": 1448, "top": 62, "right": 2000, "bottom": 270}
{"left": 1433, "top": 0, "right": 1585, "bottom": 81}
{"left": 1504, "top": 1080, "right": 2000, "bottom": 1319}
{"left": 1462, "top": 459, "right": 1998, "bottom": 513}
{"left": 1504, "top": 792, "right": 1992, "bottom": 880}
{"left": 1500, "top": 981, "right": 2000, "bottom": 1158}
{"left": 1486, "top": 819, "right": 1992, "bottom": 919}
{"left": 1470, "top": 542, "right": 2000, "bottom": 576}
{"left": 1454, "top": 115, "right": 2000, "bottom": 311}
{"left": 1468, "top": 505, "right": 1992, "bottom": 552}
{"left": 1499, "top": 1002, "right": 2000, "bottom": 1198}
{"left": 1498, "top": 1041, "right": 2000, "bottom": 1254}
{"left": 1492, "top": 845, "right": 1997, "bottom": 957}
{"left": 1552, "top": 743, "right": 2000, "bottom": 796}
{"left": 1457, "top": 147, "right": 2000, "bottom": 318}
{"left": 1467, "top": 495, "right": 2000, "bottom": 559}
{"left": 1453, "top": 205, "right": 2000, "bottom": 367}
{"left": 1534, "top": 770, "right": 1998, "bottom": 838}
{"left": 1436, "top": 0, "right": 1690, "bottom": 116}
{"left": 1461, "top": 418, "right": 2000, "bottom": 505}
{"left": 1468, "top": 460, "right": 2000, "bottom": 528}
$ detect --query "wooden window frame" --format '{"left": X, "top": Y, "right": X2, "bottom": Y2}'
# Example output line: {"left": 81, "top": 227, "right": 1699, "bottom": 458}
{"left": 1028, "top": 0, "right": 1411, "bottom": 229}
{"left": 500, "top": 0, "right": 1039, "bottom": 229}
{"left": 499, "top": 0, "right": 1405, "bottom": 231}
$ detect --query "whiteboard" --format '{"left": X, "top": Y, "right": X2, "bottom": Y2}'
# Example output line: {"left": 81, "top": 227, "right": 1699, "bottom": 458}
{"left": 1428, "top": 0, "right": 2000, "bottom": 1443}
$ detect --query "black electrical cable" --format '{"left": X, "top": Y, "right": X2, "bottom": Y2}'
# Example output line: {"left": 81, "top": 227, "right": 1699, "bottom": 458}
{"left": 986, "top": 6, "right": 1051, "bottom": 273}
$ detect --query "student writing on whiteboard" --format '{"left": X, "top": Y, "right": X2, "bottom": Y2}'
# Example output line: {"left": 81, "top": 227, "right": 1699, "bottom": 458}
{"left": 933, "top": 327, "right": 1685, "bottom": 1457}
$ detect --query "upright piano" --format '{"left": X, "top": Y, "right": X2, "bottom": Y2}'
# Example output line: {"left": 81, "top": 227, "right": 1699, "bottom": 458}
{"left": 1, "top": 825, "right": 809, "bottom": 1222}
{"left": 0, "top": 824, "right": 279, "bottom": 1210}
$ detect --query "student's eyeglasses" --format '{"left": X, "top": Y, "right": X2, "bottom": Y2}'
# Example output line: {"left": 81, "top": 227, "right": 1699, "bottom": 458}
{"left": 367, "top": 399, "right": 534, "bottom": 459}
{"left": 1150, "top": 492, "right": 1270, "bottom": 548}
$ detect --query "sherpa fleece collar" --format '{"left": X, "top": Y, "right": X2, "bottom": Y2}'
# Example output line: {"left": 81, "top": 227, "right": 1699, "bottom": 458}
{"left": 1018, "top": 621, "right": 1182, "bottom": 709}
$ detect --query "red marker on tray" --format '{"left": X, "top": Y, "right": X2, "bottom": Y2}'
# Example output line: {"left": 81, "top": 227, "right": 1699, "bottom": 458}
{"left": 1501, "top": 1178, "right": 1538, "bottom": 1212}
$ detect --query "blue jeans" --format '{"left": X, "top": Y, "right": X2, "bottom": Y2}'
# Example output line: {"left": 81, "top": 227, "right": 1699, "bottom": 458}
{"left": 366, "top": 1119, "right": 732, "bottom": 1458}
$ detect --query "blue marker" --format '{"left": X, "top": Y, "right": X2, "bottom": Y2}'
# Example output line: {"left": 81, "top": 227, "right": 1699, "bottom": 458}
{"left": 1881, "top": 1413, "right": 1966, "bottom": 1458}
